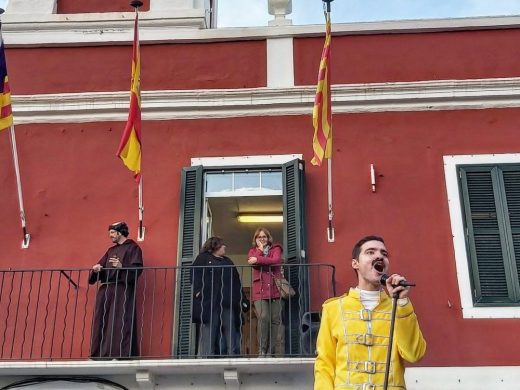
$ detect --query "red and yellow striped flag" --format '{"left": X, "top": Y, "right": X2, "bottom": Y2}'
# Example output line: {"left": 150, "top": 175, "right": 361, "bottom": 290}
{"left": 311, "top": 12, "right": 332, "bottom": 166}
{"left": 0, "top": 33, "right": 13, "bottom": 132}
{"left": 117, "top": 14, "right": 142, "bottom": 182}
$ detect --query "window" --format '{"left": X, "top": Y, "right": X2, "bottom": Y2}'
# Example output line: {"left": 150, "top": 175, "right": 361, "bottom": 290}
{"left": 205, "top": 170, "right": 282, "bottom": 195}
{"left": 444, "top": 154, "right": 520, "bottom": 318}
{"left": 459, "top": 164, "right": 520, "bottom": 305}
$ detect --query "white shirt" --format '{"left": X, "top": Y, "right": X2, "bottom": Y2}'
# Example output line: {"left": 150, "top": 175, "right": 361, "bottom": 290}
{"left": 357, "top": 288, "right": 380, "bottom": 311}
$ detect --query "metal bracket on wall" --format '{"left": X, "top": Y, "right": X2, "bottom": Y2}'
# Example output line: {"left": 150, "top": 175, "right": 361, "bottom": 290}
{"left": 21, "top": 233, "right": 30, "bottom": 249}
{"left": 137, "top": 226, "right": 146, "bottom": 242}
{"left": 224, "top": 368, "right": 240, "bottom": 390}
{"left": 370, "top": 164, "right": 376, "bottom": 193}
{"left": 136, "top": 370, "right": 156, "bottom": 390}
{"left": 327, "top": 226, "right": 335, "bottom": 243}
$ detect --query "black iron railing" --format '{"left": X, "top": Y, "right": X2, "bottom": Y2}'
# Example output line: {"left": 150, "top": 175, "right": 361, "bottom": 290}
{"left": 0, "top": 264, "right": 335, "bottom": 360}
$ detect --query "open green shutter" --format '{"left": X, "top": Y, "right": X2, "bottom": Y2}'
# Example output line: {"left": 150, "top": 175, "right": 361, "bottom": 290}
{"left": 173, "top": 166, "right": 203, "bottom": 357}
{"left": 283, "top": 159, "right": 306, "bottom": 263}
{"left": 282, "top": 159, "right": 307, "bottom": 355}
{"left": 501, "top": 169, "right": 520, "bottom": 298}
{"left": 460, "top": 167, "right": 512, "bottom": 304}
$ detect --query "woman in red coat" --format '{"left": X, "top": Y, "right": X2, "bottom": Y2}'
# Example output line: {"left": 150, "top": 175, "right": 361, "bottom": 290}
{"left": 247, "top": 227, "right": 284, "bottom": 356}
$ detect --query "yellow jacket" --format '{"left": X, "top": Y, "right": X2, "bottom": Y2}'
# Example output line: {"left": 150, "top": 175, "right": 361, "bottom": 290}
{"left": 314, "top": 288, "right": 426, "bottom": 390}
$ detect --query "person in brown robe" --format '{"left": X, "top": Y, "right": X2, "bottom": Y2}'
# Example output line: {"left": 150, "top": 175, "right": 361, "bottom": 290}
{"left": 89, "top": 222, "right": 143, "bottom": 359}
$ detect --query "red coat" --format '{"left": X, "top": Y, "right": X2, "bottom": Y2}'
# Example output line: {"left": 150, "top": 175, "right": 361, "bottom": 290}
{"left": 248, "top": 244, "right": 283, "bottom": 301}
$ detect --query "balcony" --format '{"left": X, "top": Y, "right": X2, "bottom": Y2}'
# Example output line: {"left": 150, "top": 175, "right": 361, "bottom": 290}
{"left": 0, "top": 264, "right": 335, "bottom": 389}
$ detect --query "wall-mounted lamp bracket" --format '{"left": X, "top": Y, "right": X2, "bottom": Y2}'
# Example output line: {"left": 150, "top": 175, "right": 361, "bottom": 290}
{"left": 21, "top": 233, "right": 30, "bottom": 249}
{"left": 370, "top": 164, "right": 376, "bottom": 193}
{"left": 137, "top": 226, "right": 146, "bottom": 242}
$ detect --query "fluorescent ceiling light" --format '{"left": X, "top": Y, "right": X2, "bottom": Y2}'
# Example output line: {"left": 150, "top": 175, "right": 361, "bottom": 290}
{"left": 237, "top": 214, "right": 283, "bottom": 223}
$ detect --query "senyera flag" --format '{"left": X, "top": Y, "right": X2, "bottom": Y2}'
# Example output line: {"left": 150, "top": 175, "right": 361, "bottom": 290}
{"left": 311, "top": 12, "right": 332, "bottom": 167}
{"left": 117, "top": 14, "right": 142, "bottom": 182}
{"left": 0, "top": 33, "right": 13, "bottom": 132}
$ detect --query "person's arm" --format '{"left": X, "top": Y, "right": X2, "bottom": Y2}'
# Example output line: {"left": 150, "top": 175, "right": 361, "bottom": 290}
{"left": 121, "top": 245, "right": 144, "bottom": 284}
{"left": 247, "top": 248, "right": 261, "bottom": 269}
{"left": 250, "top": 245, "right": 282, "bottom": 266}
{"left": 192, "top": 255, "right": 203, "bottom": 297}
{"left": 130, "top": 245, "right": 144, "bottom": 267}
{"left": 130, "top": 244, "right": 144, "bottom": 279}
{"left": 384, "top": 274, "right": 427, "bottom": 362}
{"left": 314, "top": 302, "right": 336, "bottom": 390}
{"left": 88, "top": 253, "right": 108, "bottom": 284}
{"left": 231, "top": 264, "right": 243, "bottom": 307}
{"left": 395, "top": 299, "right": 427, "bottom": 363}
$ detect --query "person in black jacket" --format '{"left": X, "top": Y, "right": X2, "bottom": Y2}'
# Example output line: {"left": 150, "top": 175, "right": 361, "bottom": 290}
{"left": 192, "top": 237, "right": 243, "bottom": 357}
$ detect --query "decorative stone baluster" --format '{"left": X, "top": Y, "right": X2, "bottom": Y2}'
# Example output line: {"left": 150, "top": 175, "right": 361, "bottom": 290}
{"left": 7, "top": 0, "right": 57, "bottom": 14}
{"left": 268, "top": 0, "right": 292, "bottom": 26}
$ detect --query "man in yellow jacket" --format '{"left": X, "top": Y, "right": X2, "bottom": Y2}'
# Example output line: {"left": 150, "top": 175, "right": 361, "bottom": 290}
{"left": 314, "top": 235, "right": 426, "bottom": 390}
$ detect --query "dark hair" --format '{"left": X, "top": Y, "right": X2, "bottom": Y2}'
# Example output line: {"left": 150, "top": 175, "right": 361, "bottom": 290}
{"left": 108, "top": 222, "right": 129, "bottom": 238}
{"left": 252, "top": 227, "right": 273, "bottom": 247}
{"left": 201, "top": 237, "right": 224, "bottom": 253}
{"left": 352, "top": 235, "right": 385, "bottom": 260}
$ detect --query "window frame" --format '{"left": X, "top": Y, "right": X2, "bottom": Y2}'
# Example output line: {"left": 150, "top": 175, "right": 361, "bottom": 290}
{"left": 444, "top": 153, "right": 520, "bottom": 318}
{"left": 204, "top": 169, "right": 283, "bottom": 198}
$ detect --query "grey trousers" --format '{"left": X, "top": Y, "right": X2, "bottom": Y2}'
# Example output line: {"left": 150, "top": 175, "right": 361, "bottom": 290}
{"left": 198, "top": 307, "right": 240, "bottom": 357}
{"left": 254, "top": 299, "right": 284, "bottom": 356}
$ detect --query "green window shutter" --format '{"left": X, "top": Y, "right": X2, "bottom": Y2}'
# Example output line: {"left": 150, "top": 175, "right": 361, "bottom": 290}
{"left": 282, "top": 159, "right": 307, "bottom": 355}
{"left": 173, "top": 166, "right": 203, "bottom": 357}
{"left": 460, "top": 165, "right": 520, "bottom": 305}
{"left": 282, "top": 159, "right": 306, "bottom": 264}
{"left": 501, "top": 169, "right": 520, "bottom": 295}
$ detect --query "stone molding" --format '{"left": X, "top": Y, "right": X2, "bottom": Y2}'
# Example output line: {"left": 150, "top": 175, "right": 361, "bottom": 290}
{"left": 3, "top": 15, "right": 520, "bottom": 46}
{"left": 10, "top": 77, "right": 520, "bottom": 124}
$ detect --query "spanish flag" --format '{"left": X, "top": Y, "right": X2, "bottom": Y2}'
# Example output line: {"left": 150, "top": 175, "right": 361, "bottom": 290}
{"left": 0, "top": 33, "right": 13, "bottom": 132}
{"left": 117, "top": 14, "right": 142, "bottom": 181}
{"left": 311, "top": 12, "right": 332, "bottom": 167}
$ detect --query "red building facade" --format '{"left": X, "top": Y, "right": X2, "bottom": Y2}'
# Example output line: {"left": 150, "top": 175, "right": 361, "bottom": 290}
{"left": 1, "top": 2, "right": 520, "bottom": 388}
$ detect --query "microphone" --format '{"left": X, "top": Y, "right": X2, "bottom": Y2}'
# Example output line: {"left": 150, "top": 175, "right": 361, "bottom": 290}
{"left": 380, "top": 273, "right": 416, "bottom": 287}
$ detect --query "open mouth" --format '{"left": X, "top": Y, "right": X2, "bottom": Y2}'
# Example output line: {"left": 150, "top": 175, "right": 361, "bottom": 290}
{"left": 373, "top": 260, "right": 385, "bottom": 273}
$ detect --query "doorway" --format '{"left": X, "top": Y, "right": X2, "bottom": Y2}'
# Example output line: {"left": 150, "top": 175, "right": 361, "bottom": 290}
{"left": 174, "top": 158, "right": 306, "bottom": 357}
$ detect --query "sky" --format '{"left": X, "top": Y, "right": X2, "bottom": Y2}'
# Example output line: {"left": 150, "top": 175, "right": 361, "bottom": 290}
{"left": 217, "top": 0, "right": 520, "bottom": 27}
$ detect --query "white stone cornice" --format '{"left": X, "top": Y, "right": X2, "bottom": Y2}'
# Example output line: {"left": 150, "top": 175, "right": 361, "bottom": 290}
{"left": 3, "top": 15, "right": 520, "bottom": 46}
{"left": 11, "top": 77, "right": 520, "bottom": 125}
{"left": 2, "top": 11, "right": 208, "bottom": 46}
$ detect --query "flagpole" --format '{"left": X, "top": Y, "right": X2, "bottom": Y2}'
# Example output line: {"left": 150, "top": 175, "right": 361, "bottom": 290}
{"left": 9, "top": 125, "right": 30, "bottom": 248}
{"left": 138, "top": 175, "right": 145, "bottom": 241}
{"left": 1, "top": 9, "right": 30, "bottom": 249}
{"left": 131, "top": 0, "right": 145, "bottom": 242}
{"left": 327, "top": 157, "right": 334, "bottom": 242}
{"left": 324, "top": 0, "right": 334, "bottom": 243}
